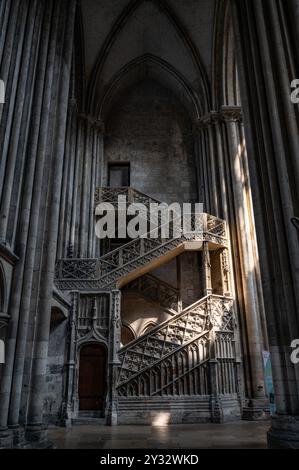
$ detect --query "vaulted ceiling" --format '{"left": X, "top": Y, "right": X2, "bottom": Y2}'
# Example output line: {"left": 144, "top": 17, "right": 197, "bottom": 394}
{"left": 78, "top": 0, "right": 217, "bottom": 118}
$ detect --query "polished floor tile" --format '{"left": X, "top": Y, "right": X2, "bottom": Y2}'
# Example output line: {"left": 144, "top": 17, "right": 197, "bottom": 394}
{"left": 47, "top": 421, "right": 270, "bottom": 449}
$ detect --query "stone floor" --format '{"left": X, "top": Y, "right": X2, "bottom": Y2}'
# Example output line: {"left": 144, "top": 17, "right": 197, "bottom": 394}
{"left": 48, "top": 421, "right": 270, "bottom": 449}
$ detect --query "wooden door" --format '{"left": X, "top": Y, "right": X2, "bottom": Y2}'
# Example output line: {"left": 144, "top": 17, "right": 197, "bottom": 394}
{"left": 78, "top": 344, "right": 107, "bottom": 411}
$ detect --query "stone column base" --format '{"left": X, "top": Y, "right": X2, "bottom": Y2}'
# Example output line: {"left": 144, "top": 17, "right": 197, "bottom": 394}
{"left": 268, "top": 415, "right": 299, "bottom": 449}
{"left": 0, "top": 425, "right": 54, "bottom": 449}
{"left": 242, "top": 398, "right": 270, "bottom": 421}
{"left": 0, "top": 427, "right": 13, "bottom": 449}
{"left": 10, "top": 425, "right": 25, "bottom": 447}
{"left": 24, "top": 424, "right": 53, "bottom": 449}
{"left": 106, "top": 400, "right": 118, "bottom": 426}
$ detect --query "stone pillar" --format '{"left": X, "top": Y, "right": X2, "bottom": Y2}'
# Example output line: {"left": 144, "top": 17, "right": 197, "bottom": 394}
{"left": 94, "top": 127, "right": 105, "bottom": 257}
{"left": 78, "top": 118, "right": 91, "bottom": 258}
{"left": 193, "top": 125, "right": 211, "bottom": 212}
{"left": 231, "top": 0, "right": 299, "bottom": 447}
{"left": 220, "top": 248, "right": 232, "bottom": 297}
{"left": 207, "top": 124, "right": 220, "bottom": 216}
{"left": 63, "top": 114, "right": 104, "bottom": 259}
{"left": 7, "top": 3, "right": 66, "bottom": 431}
{"left": 0, "top": 0, "right": 62, "bottom": 446}
{"left": 87, "top": 120, "right": 105, "bottom": 258}
{"left": 57, "top": 99, "right": 78, "bottom": 260}
{"left": 61, "top": 291, "right": 78, "bottom": 426}
{"left": 106, "top": 289, "right": 121, "bottom": 426}
{"left": 0, "top": 0, "right": 41, "bottom": 247}
{"left": 24, "top": 0, "right": 76, "bottom": 444}
{"left": 195, "top": 107, "right": 268, "bottom": 419}
{"left": 208, "top": 298, "right": 222, "bottom": 423}
{"left": 222, "top": 108, "right": 268, "bottom": 418}
{"left": 69, "top": 115, "right": 83, "bottom": 256}
{"left": 202, "top": 241, "right": 212, "bottom": 296}
{"left": 0, "top": 0, "right": 27, "bottom": 166}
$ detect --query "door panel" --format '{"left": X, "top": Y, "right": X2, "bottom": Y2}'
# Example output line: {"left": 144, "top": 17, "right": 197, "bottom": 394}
{"left": 79, "top": 344, "right": 106, "bottom": 411}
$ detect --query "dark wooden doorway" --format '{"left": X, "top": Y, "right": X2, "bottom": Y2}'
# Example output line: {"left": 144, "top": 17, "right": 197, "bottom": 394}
{"left": 78, "top": 344, "right": 107, "bottom": 412}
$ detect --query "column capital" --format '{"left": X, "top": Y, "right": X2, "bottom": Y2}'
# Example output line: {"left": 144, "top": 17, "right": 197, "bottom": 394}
{"left": 193, "top": 106, "right": 243, "bottom": 131}
{"left": 220, "top": 106, "right": 243, "bottom": 123}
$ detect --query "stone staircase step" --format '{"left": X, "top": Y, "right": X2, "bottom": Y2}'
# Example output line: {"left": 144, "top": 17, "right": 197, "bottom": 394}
{"left": 72, "top": 411, "right": 105, "bottom": 425}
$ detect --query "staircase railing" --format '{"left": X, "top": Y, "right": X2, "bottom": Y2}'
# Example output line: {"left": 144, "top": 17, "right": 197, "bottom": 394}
{"left": 95, "top": 187, "right": 162, "bottom": 209}
{"left": 55, "top": 208, "right": 227, "bottom": 291}
{"left": 117, "top": 333, "right": 210, "bottom": 397}
{"left": 116, "top": 295, "right": 235, "bottom": 397}
{"left": 117, "top": 295, "right": 210, "bottom": 385}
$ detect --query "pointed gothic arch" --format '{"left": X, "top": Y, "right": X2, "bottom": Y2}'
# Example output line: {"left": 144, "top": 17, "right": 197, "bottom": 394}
{"left": 87, "top": 0, "right": 210, "bottom": 115}
{"left": 98, "top": 53, "right": 202, "bottom": 121}
{"left": 212, "top": 0, "right": 241, "bottom": 109}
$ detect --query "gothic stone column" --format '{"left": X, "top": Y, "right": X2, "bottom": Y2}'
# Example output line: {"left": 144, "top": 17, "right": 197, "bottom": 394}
{"left": 221, "top": 107, "right": 269, "bottom": 419}
{"left": 195, "top": 110, "right": 268, "bottom": 420}
{"left": 106, "top": 289, "right": 121, "bottom": 426}
{"left": 232, "top": 0, "right": 299, "bottom": 447}
{"left": 24, "top": 0, "right": 77, "bottom": 446}
{"left": 61, "top": 291, "right": 78, "bottom": 426}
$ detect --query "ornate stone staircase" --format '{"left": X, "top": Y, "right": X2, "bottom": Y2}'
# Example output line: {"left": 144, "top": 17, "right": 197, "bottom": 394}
{"left": 55, "top": 188, "right": 240, "bottom": 424}
{"left": 116, "top": 294, "right": 239, "bottom": 423}
{"left": 55, "top": 188, "right": 228, "bottom": 291}
{"left": 117, "top": 295, "right": 211, "bottom": 395}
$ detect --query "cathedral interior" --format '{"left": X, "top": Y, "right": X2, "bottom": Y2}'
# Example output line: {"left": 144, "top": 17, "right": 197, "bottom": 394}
{"left": 0, "top": 0, "right": 299, "bottom": 450}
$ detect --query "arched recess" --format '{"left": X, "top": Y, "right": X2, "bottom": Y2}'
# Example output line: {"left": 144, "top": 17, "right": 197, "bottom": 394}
{"left": 87, "top": 0, "right": 210, "bottom": 117}
{"left": 121, "top": 324, "right": 136, "bottom": 347}
{"left": 103, "top": 72, "right": 198, "bottom": 204}
{"left": 98, "top": 54, "right": 202, "bottom": 122}
{"left": 141, "top": 322, "right": 157, "bottom": 336}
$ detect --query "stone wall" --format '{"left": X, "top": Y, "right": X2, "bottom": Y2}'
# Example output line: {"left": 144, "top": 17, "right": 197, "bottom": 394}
{"left": 104, "top": 79, "right": 198, "bottom": 205}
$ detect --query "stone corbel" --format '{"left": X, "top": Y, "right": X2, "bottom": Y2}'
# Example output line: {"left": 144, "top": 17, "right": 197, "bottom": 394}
{"left": 193, "top": 111, "right": 220, "bottom": 131}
